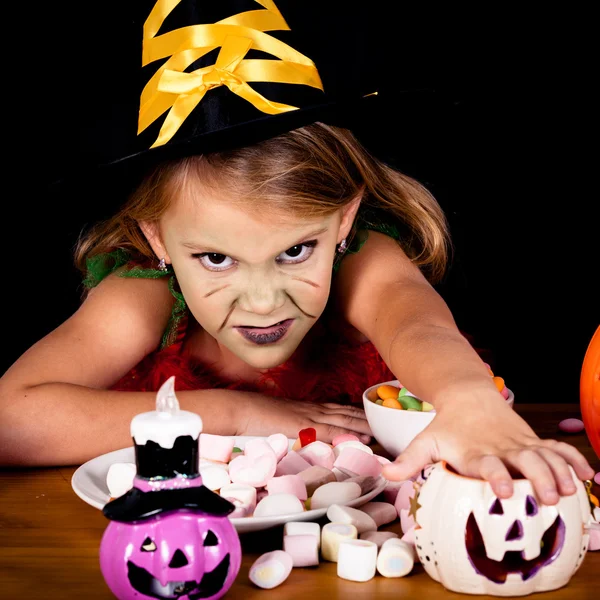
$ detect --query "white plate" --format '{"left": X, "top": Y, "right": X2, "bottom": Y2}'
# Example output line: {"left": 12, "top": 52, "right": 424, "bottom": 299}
{"left": 71, "top": 436, "right": 388, "bottom": 534}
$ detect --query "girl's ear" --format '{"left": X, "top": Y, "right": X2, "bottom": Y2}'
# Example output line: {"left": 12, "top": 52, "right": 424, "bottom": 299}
{"left": 338, "top": 189, "right": 363, "bottom": 242}
{"left": 139, "top": 221, "right": 171, "bottom": 264}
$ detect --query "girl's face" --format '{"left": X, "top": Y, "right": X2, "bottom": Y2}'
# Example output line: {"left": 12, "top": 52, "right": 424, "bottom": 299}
{"left": 147, "top": 183, "right": 356, "bottom": 369}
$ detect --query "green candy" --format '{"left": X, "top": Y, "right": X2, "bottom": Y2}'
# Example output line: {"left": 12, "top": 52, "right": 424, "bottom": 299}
{"left": 232, "top": 447, "right": 242, "bottom": 454}
{"left": 398, "top": 394, "right": 423, "bottom": 411}
{"left": 375, "top": 399, "right": 384, "bottom": 405}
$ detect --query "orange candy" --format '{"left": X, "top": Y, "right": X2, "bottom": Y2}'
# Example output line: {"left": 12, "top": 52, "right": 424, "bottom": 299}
{"left": 492, "top": 376, "right": 505, "bottom": 392}
{"left": 377, "top": 385, "right": 400, "bottom": 400}
{"left": 382, "top": 398, "right": 403, "bottom": 410}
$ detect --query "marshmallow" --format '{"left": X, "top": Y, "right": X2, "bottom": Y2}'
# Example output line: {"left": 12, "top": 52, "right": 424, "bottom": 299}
{"left": 244, "top": 438, "right": 278, "bottom": 460}
{"left": 219, "top": 482, "right": 257, "bottom": 512}
{"left": 331, "top": 433, "right": 360, "bottom": 446}
{"left": 227, "top": 500, "right": 250, "bottom": 519}
{"left": 359, "top": 501, "right": 398, "bottom": 528}
{"left": 106, "top": 462, "right": 136, "bottom": 499}
{"left": 229, "top": 452, "right": 277, "bottom": 487}
{"left": 381, "top": 479, "right": 405, "bottom": 505}
{"left": 249, "top": 550, "right": 293, "bottom": 589}
{"left": 332, "top": 467, "right": 351, "bottom": 482}
{"left": 283, "top": 521, "right": 321, "bottom": 549}
{"left": 343, "top": 475, "right": 380, "bottom": 496}
{"left": 360, "top": 530, "right": 399, "bottom": 548}
{"left": 200, "top": 458, "right": 229, "bottom": 472}
{"left": 376, "top": 538, "right": 415, "bottom": 577}
{"left": 310, "top": 481, "right": 362, "bottom": 510}
{"left": 326, "top": 504, "right": 378, "bottom": 534}
{"left": 333, "top": 440, "right": 373, "bottom": 458}
{"left": 333, "top": 447, "right": 382, "bottom": 478}
{"left": 275, "top": 451, "right": 312, "bottom": 476}
{"left": 337, "top": 540, "right": 378, "bottom": 582}
{"left": 298, "top": 465, "right": 336, "bottom": 496}
{"left": 254, "top": 493, "right": 305, "bottom": 518}
{"left": 321, "top": 522, "right": 358, "bottom": 562}
{"left": 297, "top": 441, "right": 336, "bottom": 470}
{"left": 394, "top": 480, "right": 418, "bottom": 515}
{"left": 266, "top": 474, "right": 307, "bottom": 501}
{"left": 267, "top": 433, "right": 290, "bottom": 462}
{"left": 283, "top": 534, "right": 320, "bottom": 567}
{"left": 399, "top": 508, "right": 415, "bottom": 534}
{"left": 199, "top": 433, "right": 235, "bottom": 463}
{"left": 198, "top": 465, "right": 231, "bottom": 491}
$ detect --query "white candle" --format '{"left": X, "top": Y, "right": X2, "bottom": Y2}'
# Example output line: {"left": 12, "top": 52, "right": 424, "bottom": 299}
{"left": 130, "top": 376, "right": 203, "bottom": 448}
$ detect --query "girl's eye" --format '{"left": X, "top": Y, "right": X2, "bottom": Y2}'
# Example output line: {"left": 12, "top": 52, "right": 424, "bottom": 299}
{"left": 196, "top": 253, "right": 236, "bottom": 271}
{"left": 277, "top": 241, "right": 317, "bottom": 265}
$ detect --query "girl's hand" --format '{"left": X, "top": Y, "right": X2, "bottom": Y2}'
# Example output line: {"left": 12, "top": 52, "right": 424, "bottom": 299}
{"left": 382, "top": 396, "right": 595, "bottom": 505}
{"left": 236, "top": 393, "right": 372, "bottom": 444}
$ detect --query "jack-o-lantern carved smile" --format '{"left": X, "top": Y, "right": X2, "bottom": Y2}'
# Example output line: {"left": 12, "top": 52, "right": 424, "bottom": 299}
{"left": 465, "top": 495, "right": 566, "bottom": 584}
{"left": 128, "top": 551, "right": 230, "bottom": 599}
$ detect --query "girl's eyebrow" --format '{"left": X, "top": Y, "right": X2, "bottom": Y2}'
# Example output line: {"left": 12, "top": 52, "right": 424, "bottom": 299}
{"left": 180, "top": 227, "right": 329, "bottom": 253}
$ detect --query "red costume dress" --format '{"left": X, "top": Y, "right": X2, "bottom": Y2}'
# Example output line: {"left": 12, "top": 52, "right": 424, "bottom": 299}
{"left": 85, "top": 226, "right": 396, "bottom": 405}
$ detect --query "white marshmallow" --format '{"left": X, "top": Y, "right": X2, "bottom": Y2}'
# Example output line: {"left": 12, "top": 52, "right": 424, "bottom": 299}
{"left": 326, "top": 504, "right": 377, "bottom": 534}
{"left": 283, "top": 534, "right": 320, "bottom": 567}
{"left": 297, "top": 441, "right": 336, "bottom": 470}
{"left": 199, "top": 458, "right": 229, "bottom": 472}
{"left": 249, "top": 550, "right": 293, "bottom": 589}
{"left": 359, "top": 530, "right": 399, "bottom": 548}
{"left": 106, "top": 462, "right": 136, "bottom": 498}
{"left": 199, "top": 465, "right": 231, "bottom": 491}
{"left": 254, "top": 493, "right": 305, "bottom": 518}
{"left": 337, "top": 539, "right": 378, "bottom": 582}
{"left": 219, "top": 482, "right": 257, "bottom": 512}
{"left": 229, "top": 452, "right": 277, "bottom": 488}
{"left": 283, "top": 521, "right": 321, "bottom": 549}
{"left": 376, "top": 538, "right": 415, "bottom": 578}
{"left": 321, "top": 522, "right": 357, "bottom": 562}
{"left": 199, "top": 433, "right": 234, "bottom": 463}
{"left": 310, "top": 481, "right": 361, "bottom": 510}
{"left": 267, "top": 433, "right": 290, "bottom": 462}
{"left": 333, "top": 440, "right": 374, "bottom": 458}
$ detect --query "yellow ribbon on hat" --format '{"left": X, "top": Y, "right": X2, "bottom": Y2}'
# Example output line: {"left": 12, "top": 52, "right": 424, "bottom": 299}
{"left": 138, "top": 0, "right": 324, "bottom": 148}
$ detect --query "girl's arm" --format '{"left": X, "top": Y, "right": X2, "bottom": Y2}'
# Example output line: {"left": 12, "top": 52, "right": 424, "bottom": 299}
{"left": 333, "top": 231, "right": 594, "bottom": 503}
{"left": 0, "top": 274, "right": 370, "bottom": 466}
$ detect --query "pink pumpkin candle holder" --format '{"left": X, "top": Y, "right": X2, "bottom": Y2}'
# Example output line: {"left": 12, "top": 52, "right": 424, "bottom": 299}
{"left": 413, "top": 461, "right": 593, "bottom": 596}
{"left": 99, "top": 376, "right": 241, "bottom": 600}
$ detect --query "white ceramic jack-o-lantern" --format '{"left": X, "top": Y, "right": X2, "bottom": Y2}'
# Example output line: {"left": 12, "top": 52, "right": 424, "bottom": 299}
{"left": 414, "top": 462, "right": 592, "bottom": 596}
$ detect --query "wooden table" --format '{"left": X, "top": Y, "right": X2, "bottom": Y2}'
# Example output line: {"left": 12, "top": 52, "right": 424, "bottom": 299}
{"left": 1, "top": 404, "right": 598, "bottom": 600}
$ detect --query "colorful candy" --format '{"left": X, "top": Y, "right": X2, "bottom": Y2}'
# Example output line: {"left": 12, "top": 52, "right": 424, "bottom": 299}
{"left": 558, "top": 418, "right": 585, "bottom": 433}
{"left": 299, "top": 427, "right": 317, "bottom": 447}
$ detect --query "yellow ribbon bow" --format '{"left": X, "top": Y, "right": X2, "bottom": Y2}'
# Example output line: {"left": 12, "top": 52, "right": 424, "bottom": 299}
{"left": 138, "top": 0, "right": 324, "bottom": 148}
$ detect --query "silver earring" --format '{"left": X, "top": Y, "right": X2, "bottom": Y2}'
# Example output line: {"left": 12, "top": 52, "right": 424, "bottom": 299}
{"left": 336, "top": 239, "right": 347, "bottom": 254}
{"left": 158, "top": 257, "right": 168, "bottom": 272}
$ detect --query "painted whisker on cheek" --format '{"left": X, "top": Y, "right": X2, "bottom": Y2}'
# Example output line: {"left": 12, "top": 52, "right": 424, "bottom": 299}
{"left": 217, "top": 301, "right": 237, "bottom": 332}
{"left": 291, "top": 276, "right": 320, "bottom": 288}
{"left": 204, "top": 284, "right": 230, "bottom": 298}
{"left": 284, "top": 291, "right": 317, "bottom": 319}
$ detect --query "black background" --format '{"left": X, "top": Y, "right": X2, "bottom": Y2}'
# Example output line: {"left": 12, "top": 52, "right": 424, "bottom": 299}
{"left": 5, "top": 4, "right": 597, "bottom": 404}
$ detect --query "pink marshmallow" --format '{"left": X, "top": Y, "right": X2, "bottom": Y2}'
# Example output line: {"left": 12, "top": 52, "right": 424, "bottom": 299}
{"left": 266, "top": 474, "right": 308, "bottom": 501}
{"left": 332, "top": 433, "right": 360, "bottom": 447}
{"left": 275, "top": 451, "right": 312, "bottom": 476}
{"left": 359, "top": 501, "right": 398, "bottom": 528}
{"left": 199, "top": 433, "right": 235, "bottom": 463}
{"left": 500, "top": 386, "right": 509, "bottom": 399}
{"left": 267, "top": 433, "right": 290, "bottom": 462}
{"left": 399, "top": 508, "right": 415, "bottom": 534}
{"left": 558, "top": 418, "right": 585, "bottom": 433}
{"left": 244, "top": 438, "right": 278, "bottom": 459}
{"left": 283, "top": 534, "right": 320, "bottom": 567}
{"left": 333, "top": 447, "right": 382, "bottom": 478}
{"left": 229, "top": 452, "right": 277, "bottom": 488}
{"left": 297, "top": 441, "right": 336, "bottom": 470}
{"left": 381, "top": 479, "right": 405, "bottom": 505}
{"left": 298, "top": 465, "right": 336, "bottom": 496}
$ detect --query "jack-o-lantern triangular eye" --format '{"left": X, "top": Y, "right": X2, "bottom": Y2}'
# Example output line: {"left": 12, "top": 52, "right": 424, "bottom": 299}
{"left": 526, "top": 495, "right": 538, "bottom": 516}
{"left": 141, "top": 537, "right": 157, "bottom": 552}
{"left": 204, "top": 530, "right": 219, "bottom": 546}
{"left": 489, "top": 498, "right": 504, "bottom": 515}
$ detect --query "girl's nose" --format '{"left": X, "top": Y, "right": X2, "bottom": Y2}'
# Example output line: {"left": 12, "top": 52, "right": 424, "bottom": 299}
{"left": 238, "top": 274, "right": 286, "bottom": 316}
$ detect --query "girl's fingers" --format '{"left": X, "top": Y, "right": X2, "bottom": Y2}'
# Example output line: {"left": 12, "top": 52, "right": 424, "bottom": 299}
{"left": 536, "top": 447, "right": 577, "bottom": 496}
{"left": 316, "top": 412, "right": 373, "bottom": 436}
{"left": 313, "top": 423, "right": 370, "bottom": 445}
{"left": 542, "top": 439, "right": 596, "bottom": 481}
{"left": 471, "top": 454, "right": 514, "bottom": 499}
{"left": 504, "top": 448, "right": 559, "bottom": 505}
{"left": 319, "top": 403, "right": 368, "bottom": 418}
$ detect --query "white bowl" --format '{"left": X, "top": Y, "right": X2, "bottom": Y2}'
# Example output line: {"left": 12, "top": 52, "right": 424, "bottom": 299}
{"left": 363, "top": 379, "right": 514, "bottom": 459}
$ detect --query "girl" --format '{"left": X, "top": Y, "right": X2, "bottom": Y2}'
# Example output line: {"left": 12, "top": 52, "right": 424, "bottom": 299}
{"left": 0, "top": 0, "right": 593, "bottom": 508}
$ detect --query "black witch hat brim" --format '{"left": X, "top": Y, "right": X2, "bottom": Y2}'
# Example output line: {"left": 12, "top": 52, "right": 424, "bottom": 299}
{"left": 103, "top": 485, "right": 236, "bottom": 522}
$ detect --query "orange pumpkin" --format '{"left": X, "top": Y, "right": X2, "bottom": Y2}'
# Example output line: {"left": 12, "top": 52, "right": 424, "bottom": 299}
{"left": 580, "top": 325, "right": 600, "bottom": 460}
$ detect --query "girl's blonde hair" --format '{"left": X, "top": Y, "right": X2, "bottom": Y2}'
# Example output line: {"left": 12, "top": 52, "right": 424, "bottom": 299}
{"left": 75, "top": 122, "right": 451, "bottom": 283}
